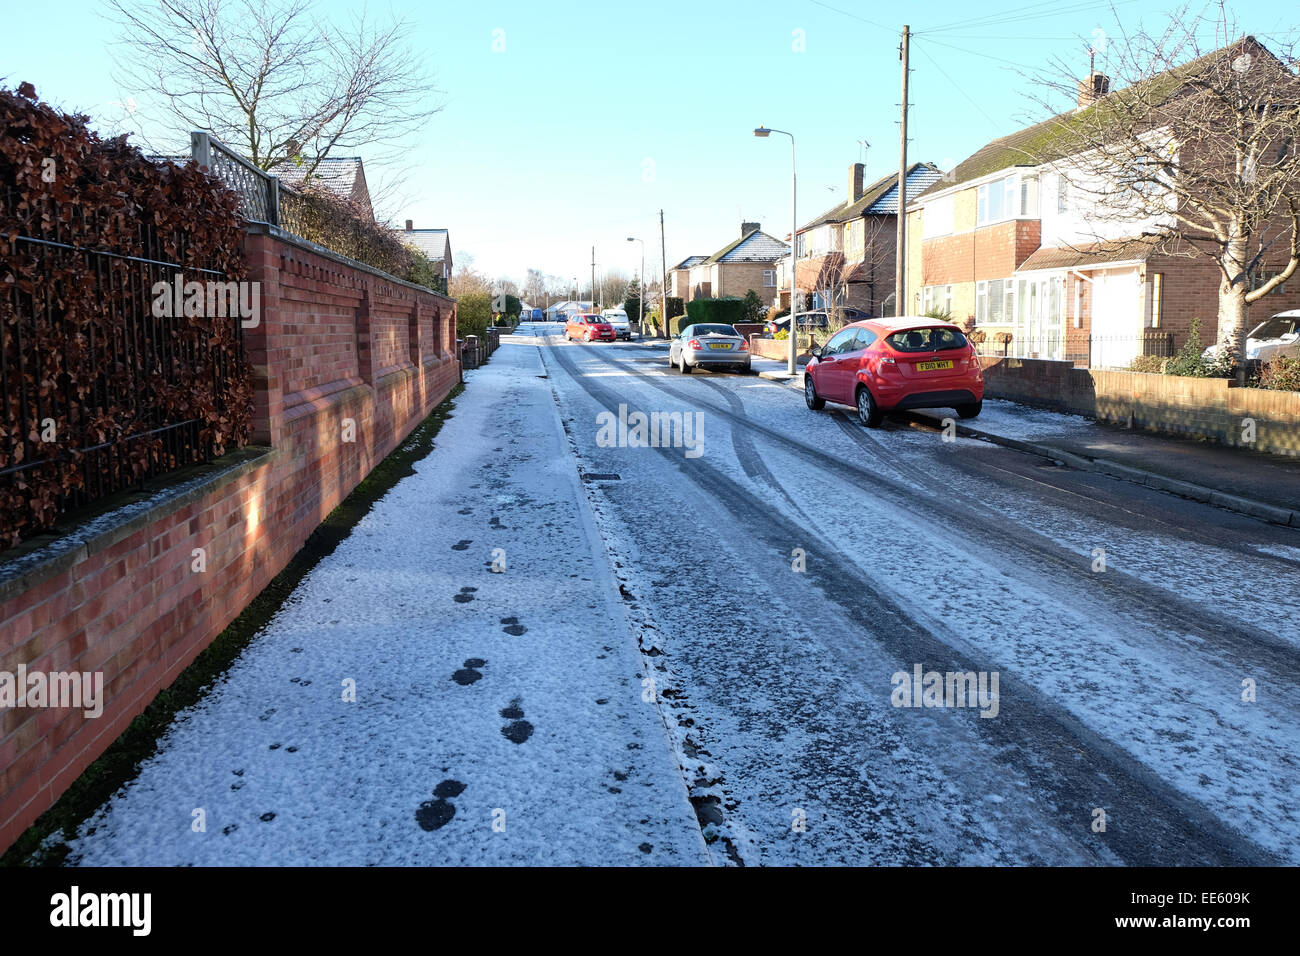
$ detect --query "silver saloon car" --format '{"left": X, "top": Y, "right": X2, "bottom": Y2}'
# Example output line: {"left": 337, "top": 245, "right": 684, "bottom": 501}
{"left": 669, "top": 324, "right": 751, "bottom": 373}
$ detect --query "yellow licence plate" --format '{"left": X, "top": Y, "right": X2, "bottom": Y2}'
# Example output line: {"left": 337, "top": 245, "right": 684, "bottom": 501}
{"left": 917, "top": 360, "right": 953, "bottom": 371}
{"left": 707, "top": 342, "right": 730, "bottom": 349}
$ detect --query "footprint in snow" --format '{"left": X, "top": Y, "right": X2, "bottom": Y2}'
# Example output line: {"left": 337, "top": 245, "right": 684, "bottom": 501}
{"left": 500, "top": 697, "right": 534, "bottom": 744}
{"left": 416, "top": 779, "right": 466, "bottom": 831}
{"left": 453, "top": 586, "right": 477, "bottom": 603}
{"left": 500, "top": 616, "right": 527, "bottom": 636}
{"left": 452, "top": 658, "right": 486, "bottom": 685}
{"left": 451, "top": 539, "right": 472, "bottom": 551}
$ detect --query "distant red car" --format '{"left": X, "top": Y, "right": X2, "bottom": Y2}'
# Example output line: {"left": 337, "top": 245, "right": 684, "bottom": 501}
{"left": 803, "top": 318, "right": 984, "bottom": 427}
{"left": 565, "top": 313, "right": 616, "bottom": 342}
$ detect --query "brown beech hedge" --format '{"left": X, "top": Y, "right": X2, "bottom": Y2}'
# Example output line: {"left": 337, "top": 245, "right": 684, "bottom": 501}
{"left": 0, "top": 83, "right": 253, "bottom": 549}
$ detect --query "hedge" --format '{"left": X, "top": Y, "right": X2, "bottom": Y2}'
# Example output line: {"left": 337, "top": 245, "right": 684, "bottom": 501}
{"left": 0, "top": 83, "right": 253, "bottom": 547}
{"left": 684, "top": 297, "right": 746, "bottom": 328}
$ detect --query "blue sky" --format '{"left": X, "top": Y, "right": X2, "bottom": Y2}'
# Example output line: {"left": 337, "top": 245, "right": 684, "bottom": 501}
{"left": 3, "top": 0, "right": 1297, "bottom": 290}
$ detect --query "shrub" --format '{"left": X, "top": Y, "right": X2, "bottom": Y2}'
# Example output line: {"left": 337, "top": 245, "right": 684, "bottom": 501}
{"left": 740, "top": 289, "right": 766, "bottom": 323}
{"left": 279, "top": 184, "right": 445, "bottom": 293}
{"left": 1128, "top": 354, "right": 1167, "bottom": 373}
{"left": 457, "top": 291, "right": 492, "bottom": 339}
{"left": 1164, "top": 318, "right": 1233, "bottom": 378}
{"left": 663, "top": 296, "right": 684, "bottom": 321}
{"left": 685, "top": 297, "right": 746, "bottom": 327}
{"left": 1258, "top": 354, "right": 1300, "bottom": 391}
{"left": 923, "top": 306, "right": 954, "bottom": 321}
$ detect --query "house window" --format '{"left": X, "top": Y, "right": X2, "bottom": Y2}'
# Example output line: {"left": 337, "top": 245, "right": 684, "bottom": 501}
{"left": 926, "top": 195, "right": 954, "bottom": 237}
{"left": 1020, "top": 175, "right": 1039, "bottom": 217}
{"left": 763, "top": 269, "right": 776, "bottom": 288}
{"left": 922, "top": 284, "right": 953, "bottom": 316}
{"left": 1252, "top": 270, "right": 1288, "bottom": 294}
{"left": 976, "top": 278, "right": 1014, "bottom": 325}
{"left": 1057, "top": 174, "right": 1069, "bottom": 213}
{"left": 1150, "top": 272, "right": 1163, "bottom": 328}
{"left": 977, "top": 174, "right": 1022, "bottom": 226}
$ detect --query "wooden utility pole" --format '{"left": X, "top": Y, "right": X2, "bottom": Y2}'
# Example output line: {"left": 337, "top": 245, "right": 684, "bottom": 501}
{"left": 659, "top": 209, "right": 668, "bottom": 337}
{"left": 895, "top": 24, "right": 910, "bottom": 317}
{"left": 591, "top": 246, "right": 596, "bottom": 310}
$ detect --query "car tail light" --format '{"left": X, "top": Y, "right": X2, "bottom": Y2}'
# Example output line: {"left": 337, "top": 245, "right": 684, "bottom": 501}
{"left": 738, "top": 338, "right": 749, "bottom": 351}
{"left": 688, "top": 338, "right": 702, "bottom": 349}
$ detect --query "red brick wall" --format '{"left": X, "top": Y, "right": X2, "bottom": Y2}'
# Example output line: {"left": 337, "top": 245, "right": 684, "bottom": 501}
{"left": 0, "top": 228, "right": 458, "bottom": 852}
{"left": 923, "top": 220, "right": 1042, "bottom": 287}
{"left": 1148, "top": 250, "right": 1300, "bottom": 350}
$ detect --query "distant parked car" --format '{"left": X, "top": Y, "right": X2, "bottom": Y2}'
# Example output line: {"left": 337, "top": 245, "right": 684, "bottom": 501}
{"left": 1202, "top": 309, "right": 1300, "bottom": 365}
{"left": 803, "top": 317, "right": 983, "bottom": 426}
{"left": 600, "top": 308, "right": 632, "bottom": 340}
{"left": 765, "top": 308, "right": 871, "bottom": 337}
{"left": 669, "top": 323, "right": 750, "bottom": 374}
{"left": 565, "top": 313, "right": 616, "bottom": 342}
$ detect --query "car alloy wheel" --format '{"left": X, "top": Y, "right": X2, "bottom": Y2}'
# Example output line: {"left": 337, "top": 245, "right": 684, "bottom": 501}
{"left": 856, "top": 385, "right": 882, "bottom": 428}
{"left": 804, "top": 375, "right": 825, "bottom": 410}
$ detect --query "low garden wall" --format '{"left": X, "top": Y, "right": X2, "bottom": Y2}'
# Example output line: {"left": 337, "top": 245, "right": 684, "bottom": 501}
{"left": 980, "top": 357, "right": 1300, "bottom": 456}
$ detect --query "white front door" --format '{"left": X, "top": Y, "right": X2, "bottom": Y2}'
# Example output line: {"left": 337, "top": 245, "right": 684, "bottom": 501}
{"left": 1090, "top": 268, "right": 1141, "bottom": 368}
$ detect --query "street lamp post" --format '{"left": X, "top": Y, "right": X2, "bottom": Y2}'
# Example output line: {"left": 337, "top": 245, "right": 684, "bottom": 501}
{"left": 627, "top": 237, "right": 645, "bottom": 338}
{"left": 754, "top": 126, "right": 797, "bottom": 375}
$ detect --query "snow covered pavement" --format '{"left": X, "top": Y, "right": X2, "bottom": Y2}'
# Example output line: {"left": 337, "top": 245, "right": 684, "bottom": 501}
{"left": 62, "top": 339, "right": 707, "bottom": 865}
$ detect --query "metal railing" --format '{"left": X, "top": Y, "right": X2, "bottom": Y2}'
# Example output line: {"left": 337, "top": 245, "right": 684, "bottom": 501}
{"left": 974, "top": 331, "right": 1175, "bottom": 369}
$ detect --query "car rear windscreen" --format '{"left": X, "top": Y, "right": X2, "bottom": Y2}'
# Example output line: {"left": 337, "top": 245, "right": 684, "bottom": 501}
{"left": 693, "top": 325, "right": 740, "bottom": 336}
{"left": 885, "top": 327, "right": 968, "bottom": 352}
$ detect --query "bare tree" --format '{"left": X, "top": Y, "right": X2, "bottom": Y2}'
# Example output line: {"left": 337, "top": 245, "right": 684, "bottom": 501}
{"left": 449, "top": 266, "right": 492, "bottom": 300}
{"left": 599, "top": 270, "right": 631, "bottom": 309}
{"left": 523, "top": 269, "right": 547, "bottom": 304}
{"left": 1027, "top": 5, "right": 1300, "bottom": 374}
{"left": 106, "top": 0, "right": 440, "bottom": 175}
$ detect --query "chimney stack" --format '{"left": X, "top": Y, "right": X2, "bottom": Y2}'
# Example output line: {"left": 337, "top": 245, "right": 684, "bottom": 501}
{"left": 1076, "top": 72, "right": 1110, "bottom": 109}
{"left": 741, "top": 221, "right": 761, "bottom": 238}
{"left": 848, "top": 163, "right": 865, "bottom": 201}
{"left": 405, "top": 219, "right": 413, "bottom": 231}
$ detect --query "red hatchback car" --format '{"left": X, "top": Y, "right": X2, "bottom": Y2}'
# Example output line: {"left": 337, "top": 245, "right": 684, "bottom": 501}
{"left": 565, "top": 313, "right": 616, "bottom": 343}
{"left": 803, "top": 318, "right": 984, "bottom": 427}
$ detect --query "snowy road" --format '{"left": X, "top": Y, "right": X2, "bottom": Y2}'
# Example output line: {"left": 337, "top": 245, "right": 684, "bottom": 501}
{"left": 60, "top": 323, "right": 1300, "bottom": 866}
{"left": 531, "top": 323, "right": 1300, "bottom": 866}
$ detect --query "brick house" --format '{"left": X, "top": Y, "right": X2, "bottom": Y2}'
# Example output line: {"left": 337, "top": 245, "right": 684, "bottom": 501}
{"left": 682, "top": 223, "right": 789, "bottom": 304}
{"left": 905, "top": 49, "right": 1300, "bottom": 367}
{"left": 669, "top": 255, "right": 708, "bottom": 301}
{"left": 794, "top": 162, "right": 941, "bottom": 316}
{"left": 278, "top": 156, "right": 374, "bottom": 220}
{"left": 400, "top": 222, "right": 453, "bottom": 280}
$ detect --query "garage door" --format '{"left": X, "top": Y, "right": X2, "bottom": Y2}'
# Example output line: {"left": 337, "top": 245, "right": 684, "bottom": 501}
{"left": 1090, "top": 268, "right": 1141, "bottom": 369}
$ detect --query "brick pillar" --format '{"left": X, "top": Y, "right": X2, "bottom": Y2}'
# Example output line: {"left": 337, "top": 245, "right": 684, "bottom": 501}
{"left": 355, "top": 283, "right": 376, "bottom": 384}
{"left": 409, "top": 296, "right": 423, "bottom": 366}
{"left": 241, "top": 231, "right": 284, "bottom": 447}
